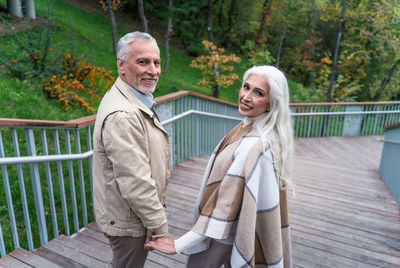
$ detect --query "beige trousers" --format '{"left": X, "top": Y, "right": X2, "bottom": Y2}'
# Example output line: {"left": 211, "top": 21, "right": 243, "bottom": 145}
{"left": 186, "top": 239, "right": 233, "bottom": 268}
{"left": 104, "top": 233, "right": 148, "bottom": 268}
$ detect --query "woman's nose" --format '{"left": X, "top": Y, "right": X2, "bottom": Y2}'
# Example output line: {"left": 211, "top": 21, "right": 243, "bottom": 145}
{"left": 243, "top": 91, "right": 252, "bottom": 100}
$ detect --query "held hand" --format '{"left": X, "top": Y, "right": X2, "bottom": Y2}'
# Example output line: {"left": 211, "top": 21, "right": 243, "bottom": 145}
{"left": 144, "top": 236, "right": 152, "bottom": 251}
{"left": 144, "top": 237, "right": 177, "bottom": 255}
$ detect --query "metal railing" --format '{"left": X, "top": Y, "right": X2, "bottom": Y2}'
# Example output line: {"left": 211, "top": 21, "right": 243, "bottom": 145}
{"left": 0, "top": 116, "right": 96, "bottom": 256}
{"left": 1, "top": 90, "right": 399, "bottom": 256}
{"left": 379, "top": 122, "right": 400, "bottom": 213}
{"left": 290, "top": 102, "right": 400, "bottom": 137}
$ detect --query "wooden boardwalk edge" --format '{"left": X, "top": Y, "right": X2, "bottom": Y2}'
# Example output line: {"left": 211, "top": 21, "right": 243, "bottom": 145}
{"left": 1, "top": 135, "right": 399, "bottom": 268}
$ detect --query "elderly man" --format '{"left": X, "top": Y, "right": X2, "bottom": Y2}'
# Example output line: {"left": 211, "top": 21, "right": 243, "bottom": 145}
{"left": 93, "top": 31, "right": 171, "bottom": 268}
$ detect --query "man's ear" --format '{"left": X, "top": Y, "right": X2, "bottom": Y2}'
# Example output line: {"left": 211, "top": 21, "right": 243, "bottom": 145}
{"left": 117, "top": 58, "right": 125, "bottom": 74}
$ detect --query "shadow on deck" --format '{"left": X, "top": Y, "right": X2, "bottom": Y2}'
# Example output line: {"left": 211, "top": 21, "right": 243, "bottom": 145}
{"left": 1, "top": 136, "right": 399, "bottom": 267}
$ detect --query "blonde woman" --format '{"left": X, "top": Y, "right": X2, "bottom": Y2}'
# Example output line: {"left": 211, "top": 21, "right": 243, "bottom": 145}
{"left": 146, "top": 65, "right": 294, "bottom": 268}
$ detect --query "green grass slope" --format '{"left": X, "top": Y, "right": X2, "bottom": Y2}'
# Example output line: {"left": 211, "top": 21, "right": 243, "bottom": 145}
{"left": 0, "top": 0, "right": 302, "bottom": 120}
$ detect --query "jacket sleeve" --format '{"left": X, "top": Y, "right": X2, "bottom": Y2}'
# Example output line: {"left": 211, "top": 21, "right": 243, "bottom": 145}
{"left": 103, "top": 111, "right": 168, "bottom": 238}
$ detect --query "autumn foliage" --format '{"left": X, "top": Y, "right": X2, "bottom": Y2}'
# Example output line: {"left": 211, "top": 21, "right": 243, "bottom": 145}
{"left": 190, "top": 40, "right": 241, "bottom": 96}
{"left": 43, "top": 54, "right": 115, "bottom": 112}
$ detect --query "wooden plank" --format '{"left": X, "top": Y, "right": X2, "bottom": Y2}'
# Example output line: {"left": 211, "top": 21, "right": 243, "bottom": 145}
{"left": 8, "top": 248, "right": 61, "bottom": 268}
{"left": 0, "top": 255, "right": 31, "bottom": 268}
{"left": 79, "top": 227, "right": 109, "bottom": 244}
{"left": 34, "top": 247, "right": 85, "bottom": 268}
{"left": 291, "top": 221, "right": 400, "bottom": 258}
{"left": 291, "top": 241, "right": 375, "bottom": 268}
{"left": 39, "top": 239, "right": 107, "bottom": 267}
{"left": 290, "top": 213, "right": 400, "bottom": 254}
{"left": 55, "top": 235, "right": 112, "bottom": 264}
{"left": 292, "top": 229, "right": 400, "bottom": 267}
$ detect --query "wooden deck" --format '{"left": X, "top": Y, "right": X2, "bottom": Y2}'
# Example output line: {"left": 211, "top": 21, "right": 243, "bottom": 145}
{"left": 1, "top": 135, "right": 399, "bottom": 267}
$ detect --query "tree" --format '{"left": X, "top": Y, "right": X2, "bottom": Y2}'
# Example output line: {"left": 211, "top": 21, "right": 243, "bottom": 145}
{"left": 137, "top": 0, "right": 148, "bottom": 32}
{"left": 100, "top": 0, "right": 120, "bottom": 56}
{"left": 207, "top": 0, "right": 215, "bottom": 43}
{"left": 254, "top": 0, "right": 271, "bottom": 51}
{"left": 327, "top": 0, "right": 346, "bottom": 102}
{"left": 7, "top": 0, "right": 22, "bottom": 18}
{"left": 162, "top": 0, "right": 173, "bottom": 75}
{"left": 7, "top": 0, "right": 36, "bottom": 19}
{"left": 190, "top": 40, "right": 241, "bottom": 98}
{"left": 25, "top": 0, "right": 36, "bottom": 19}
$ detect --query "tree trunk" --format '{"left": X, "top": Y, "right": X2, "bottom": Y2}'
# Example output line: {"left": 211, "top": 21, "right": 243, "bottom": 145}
{"left": 105, "top": 0, "right": 118, "bottom": 56}
{"left": 254, "top": 0, "right": 270, "bottom": 51}
{"left": 162, "top": 0, "right": 173, "bottom": 75}
{"left": 24, "top": 0, "right": 36, "bottom": 19}
{"left": 327, "top": 0, "right": 347, "bottom": 102}
{"left": 275, "top": 24, "right": 287, "bottom": 68}
{"left": 373, "top": 59, "right": 400, "bottom": 101}
{"left": 227, "top": 0, "right": 237, "bottom": 32}
{"left": 207, "top": 0, "right": 215, "bottom": 43}
{"left": 207, "top": 0, "right": 219, "bottom": 97}
{"left": 7, "top": 0, "right": 22, "bottom": 18}
{"left": 137, "top": 0, "right": 148, "bottom": 32}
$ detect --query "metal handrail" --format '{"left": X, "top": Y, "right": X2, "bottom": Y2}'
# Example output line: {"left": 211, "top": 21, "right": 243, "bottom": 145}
{"left": 0, "top": 151, "right": 93, "bottom": 165}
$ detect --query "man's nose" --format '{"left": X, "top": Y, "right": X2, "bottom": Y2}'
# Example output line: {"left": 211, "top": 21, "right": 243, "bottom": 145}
{"left": 147, "top": 63, "right": 159, "bottom": 75}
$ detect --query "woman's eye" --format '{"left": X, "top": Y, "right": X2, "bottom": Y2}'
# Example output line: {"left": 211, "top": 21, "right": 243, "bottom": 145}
{"left": 256, "top": 91, "right": 264, "bottom": 97}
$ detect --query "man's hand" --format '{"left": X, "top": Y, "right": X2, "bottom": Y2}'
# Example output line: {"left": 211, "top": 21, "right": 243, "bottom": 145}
{"left": 144, "top": 237, "right": 177, "bottom": 255}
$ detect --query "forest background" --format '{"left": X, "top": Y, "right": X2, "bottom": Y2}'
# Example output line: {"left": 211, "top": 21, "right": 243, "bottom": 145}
{"left": 1, "top": 0, "right": 400, "bottom": 121}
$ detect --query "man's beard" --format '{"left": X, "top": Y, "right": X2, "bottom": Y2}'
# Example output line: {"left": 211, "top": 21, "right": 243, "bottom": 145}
{"left": 136, "top": 85, "right": 156, "bottom": 95}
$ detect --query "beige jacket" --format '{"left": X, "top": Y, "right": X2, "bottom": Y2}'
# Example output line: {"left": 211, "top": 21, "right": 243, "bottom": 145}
{"left": 93, "top": 77, "right": 170, "bottom": 238}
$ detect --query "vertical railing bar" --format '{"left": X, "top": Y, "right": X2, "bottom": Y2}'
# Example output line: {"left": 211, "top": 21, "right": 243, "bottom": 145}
{"left": 196, "top": 98, "right": 200, "bottom": 157}
{"left": 307, "top": 107, "right": 312, "bottom": 137}
{"left": 372, "top": 105, "right": 379, "bottom": 134}
{"left": 334, "top": 106, "right": 338, "bottom": 136}
{"left": 300, "top": 107, "right": 304, "bottom": 137}
{"left": 53, "top": 129, "right": 70, "bottom": 236}
{"left": 0, "top": 222, "right": 5, "bottom": 257}
{"left": 0, "top": 129, "right": 20, "bottom": 249}
{"left": 201, "top": 99, "right": 205, "bottom": 155}
{"left": 86, "top": 126, "right": 94, "bottom": 217}
{"left": 40, "top": 129, "right": 58, "bottom": 238}
{"left": 312, "top": 107, "right": 318, "bottom": 137}
{"left": 64, "top": 129, "right": 79, "bottom": 233}
{"left": 11, "top": 128, "right": 34, "bottom": 251}
{"left": 184, "top": 97, "right": 188, "bottom": 161}
{"left": 175, "top": 99, "right": 179, "bottom": 165}
{"left": 180, "top": 98, "right": 184, "bottom": 164}
{"left": 75, "top": 129, "right": 88, "bottom": 226}
{"left": 310, "top": 106, "right": 314, "bottom": 137}
{"left": 293, "top": 106, "right": 300, "bottom": 138}
{"left": 172, "top": 100, "right": 176, "bottom": 168}
{"left": 177, "top": 99, "right": 181, "bottom": 165}
{"left": 25, "top": 128, "right": 48, "bottom": 245}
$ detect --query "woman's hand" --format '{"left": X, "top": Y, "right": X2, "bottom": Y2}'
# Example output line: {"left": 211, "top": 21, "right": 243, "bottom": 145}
{"left": 144, "top": 237, "right": 177, "bottom": 255}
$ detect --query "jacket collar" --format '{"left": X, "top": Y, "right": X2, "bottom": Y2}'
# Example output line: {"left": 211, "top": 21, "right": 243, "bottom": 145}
{"left": 114, "top": 77, "right": 166, "bottom": 133}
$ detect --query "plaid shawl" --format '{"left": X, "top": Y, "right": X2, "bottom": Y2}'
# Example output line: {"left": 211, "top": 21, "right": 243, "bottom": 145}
{"left": 187, "top": 122, "right": 292, "bottom": 268}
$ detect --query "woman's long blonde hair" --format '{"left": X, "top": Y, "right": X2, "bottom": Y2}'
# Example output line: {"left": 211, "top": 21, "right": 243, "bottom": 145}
{"left": 242, "top": 65, "right": 294, "bottom": 187}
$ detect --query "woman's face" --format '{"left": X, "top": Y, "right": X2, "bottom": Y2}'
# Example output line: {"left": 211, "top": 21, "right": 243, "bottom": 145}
{"left": 238, "top": 73, "right": 270, "bottom": 118}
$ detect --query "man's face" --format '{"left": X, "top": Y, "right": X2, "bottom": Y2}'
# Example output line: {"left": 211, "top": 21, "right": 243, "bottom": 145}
{"left": 117, "top": 39, "right": 161, "bottom": 95}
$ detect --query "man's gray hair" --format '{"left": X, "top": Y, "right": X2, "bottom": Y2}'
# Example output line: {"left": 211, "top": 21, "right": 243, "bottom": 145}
{"left": 117, "top": 31, "right": 158, "bottom": 61}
